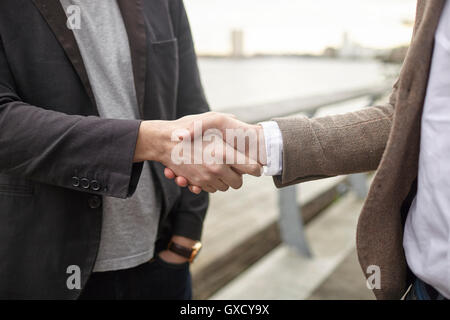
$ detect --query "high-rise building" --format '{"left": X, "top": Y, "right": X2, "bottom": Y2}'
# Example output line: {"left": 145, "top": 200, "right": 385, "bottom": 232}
{"left": 231, "top": 29, "right": 244, "bottom": 58}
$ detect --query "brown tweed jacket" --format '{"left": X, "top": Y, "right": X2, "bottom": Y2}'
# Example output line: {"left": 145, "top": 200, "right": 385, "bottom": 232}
{"left": 273, "top": 0, "right": 446, "bottom": 300}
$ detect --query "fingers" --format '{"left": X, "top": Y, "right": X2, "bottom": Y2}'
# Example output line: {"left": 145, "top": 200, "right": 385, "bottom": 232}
{"left": 189, "top": 185, "right": 203, "bottom": 194}
{"left": 166, "top": 168, "right": 189, "bottom": 187}
{"left": 164, "top": 125, "right": 262, "bottom": 193}
{"left": 220, "top": 166, "right": 243, "bottom": 190}
{"left": 164, "top": 168, "right": 176, "bottom": 179}
{"left": 167, "top": 165, "right": 220, "bottom": 193}
{"left": 187, "top": 167, "right": 242, "bottom": 194}
{"left": 202, "top": 185, "right": 217, "bottom": 193}
{"left": 166, "top": 164, "right": 256, "bottom": 194}
{"left": 175, "top": 176, "right": 189, "bottom": 187}
{"left": 186, "top": 166, "right": 242, "bottom": 193}
{"left": 231, "top": 162, "right": 263, "bottom": 177}
{"left": 212, "top": 179, "right": 230, "bottom": 192}
{"left": 204, "top": 165, "right": 231, "bottom": 192}
{"left": 191, "top": 112, "right": 239, "bottom": 138}
{"left": 222, "top": 142, "right": 263, "bottom": 177}
{"left": 168, "top": 165, "right": 242, "bottom": 193}
{"left": 173, "top": 175, "right": 203, "bottom": 194}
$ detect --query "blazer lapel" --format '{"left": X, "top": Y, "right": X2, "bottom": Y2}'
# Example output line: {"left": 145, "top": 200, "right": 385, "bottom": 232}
{"left": 117, "top": 0, "right": 148, "bottom": 118}
{"left": 31, "top": 0, "right": 98, "bottom": 110}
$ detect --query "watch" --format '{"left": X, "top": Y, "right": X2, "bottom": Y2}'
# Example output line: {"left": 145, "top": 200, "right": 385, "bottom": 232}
{"left": 167, "top": 241, "right": 202, "bottom": 263}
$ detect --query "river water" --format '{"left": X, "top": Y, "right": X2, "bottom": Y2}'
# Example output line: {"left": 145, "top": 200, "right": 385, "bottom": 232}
{"left": 198, "top": 57, "right": 398, "bottom": 112}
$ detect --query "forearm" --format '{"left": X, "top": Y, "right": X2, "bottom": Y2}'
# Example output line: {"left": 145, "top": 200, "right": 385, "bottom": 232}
{"left": 158, "top": 189, "right": 208, "bottom": 263}
{"left": 0, "top": 99, "right": 142, "bottom": 198}
{"left": 134, "top": 120, "right": 171, "bottom": 163}
{"left": 272, "top": 103, "right": 394, "bottom": 188}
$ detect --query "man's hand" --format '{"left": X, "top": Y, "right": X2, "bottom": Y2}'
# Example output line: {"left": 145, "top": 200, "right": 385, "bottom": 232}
{"left": 133, "top": 112, "right": 263, "bottom": 193}
{"left": 163, "top": 113, "right": 268, "bottom": 193}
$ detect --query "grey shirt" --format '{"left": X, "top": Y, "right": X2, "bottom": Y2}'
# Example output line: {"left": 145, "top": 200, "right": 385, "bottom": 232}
{"left": 59, "top": 0, "right": 160, "bottom": 272}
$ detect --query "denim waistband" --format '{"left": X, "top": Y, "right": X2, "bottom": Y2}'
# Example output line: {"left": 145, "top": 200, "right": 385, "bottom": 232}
{"left": 414, "top": 278, "right": 447, "bottom": 300}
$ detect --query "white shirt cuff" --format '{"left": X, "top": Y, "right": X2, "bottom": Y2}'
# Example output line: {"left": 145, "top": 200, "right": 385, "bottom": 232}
{"left": 259, "top": 121, "right": 283, "bottom": 176}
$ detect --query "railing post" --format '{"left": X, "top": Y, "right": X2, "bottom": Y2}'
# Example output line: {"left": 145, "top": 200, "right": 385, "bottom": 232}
{"left": 273, "top": 90, "right": 384, "bottom": 259}
{"left": 278, "top": 185, "right": 312, "bottom": 257}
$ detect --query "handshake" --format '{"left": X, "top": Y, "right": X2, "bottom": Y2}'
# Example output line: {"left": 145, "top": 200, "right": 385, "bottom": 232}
{"left": 134, "top": 112, "right": 269, "bottom": 194}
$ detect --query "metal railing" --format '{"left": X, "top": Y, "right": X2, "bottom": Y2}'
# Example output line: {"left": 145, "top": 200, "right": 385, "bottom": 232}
{"left": 193, "top": 85, "right": 390, "bottom": 299}
{"left": 233, "top": 85, "right": 388, "bottom": 257}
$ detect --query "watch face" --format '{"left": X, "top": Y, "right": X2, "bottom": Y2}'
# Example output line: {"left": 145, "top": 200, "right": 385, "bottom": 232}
{"left": 193, "top": 242, "right": 203, "bottom": 252}
{"left": 190, "top": 242, "right": 203, "bottom": 262}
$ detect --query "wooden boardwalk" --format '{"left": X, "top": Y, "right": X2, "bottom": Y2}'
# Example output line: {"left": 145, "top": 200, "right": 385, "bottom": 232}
{"left": 191, "top": 174, "right": 347, "bottom": 299}
{"left": 210, "top": 192, "right": 374, "bottom": 300}
{"left": 189, "top": 88, "right": 387, "bottom": 299}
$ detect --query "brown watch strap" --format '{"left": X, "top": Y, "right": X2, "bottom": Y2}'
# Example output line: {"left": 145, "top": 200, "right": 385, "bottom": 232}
{"left": 168, "top": 242, "right": 193, "bottom": 259}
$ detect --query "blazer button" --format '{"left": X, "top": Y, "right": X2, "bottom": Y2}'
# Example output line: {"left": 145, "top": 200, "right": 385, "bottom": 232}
{"left": 88, "top": 196, "right": 102, "bottom": 209}
{"left": 91, "top": 180, "right": 101, "bottom": 191}
{"left": 81, "top": 178, "right": 90, "bottom": 189}
{"left": 72, "top": 177, "right": 80, "bottom": 187}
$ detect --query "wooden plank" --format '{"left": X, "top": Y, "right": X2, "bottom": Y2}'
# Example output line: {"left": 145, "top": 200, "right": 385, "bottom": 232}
{"left": 211, "top": 193, "right": 365, "bottom": 300}
{"left": 191, "top": 176, "right": 347, "bottom": 300}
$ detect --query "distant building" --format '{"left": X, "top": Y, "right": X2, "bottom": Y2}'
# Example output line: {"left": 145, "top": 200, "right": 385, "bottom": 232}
{"left": 323, "top": 47, "right": 338, "bottom": 58}
{"left": 338, "top": 32, "right": 377, "bottom": 59}
{"left": 231, "top": 29, "right": 245, "bottom": 58}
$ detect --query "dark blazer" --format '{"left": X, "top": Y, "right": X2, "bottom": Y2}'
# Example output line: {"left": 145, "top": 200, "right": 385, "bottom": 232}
{"left": 0, "top": 0, "right": 209, "bottom": 299}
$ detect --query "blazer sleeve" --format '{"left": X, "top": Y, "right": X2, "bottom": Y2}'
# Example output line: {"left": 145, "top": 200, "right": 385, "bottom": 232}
{"left": 0, "top": 35, "right": 143, "bottom": 199}
{"left": 169, "top": 0, "right": 210, "bottom": 240}
{"left": 272, "top": 82, "right": 398, "bottom": 188}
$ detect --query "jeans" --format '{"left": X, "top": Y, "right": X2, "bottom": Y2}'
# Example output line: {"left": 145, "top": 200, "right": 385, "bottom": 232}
{"left": 405, "top": 278, "right": 447, "bottom": 300}
{"left": 79, "top": 255, "right": 192, "bottom": 300}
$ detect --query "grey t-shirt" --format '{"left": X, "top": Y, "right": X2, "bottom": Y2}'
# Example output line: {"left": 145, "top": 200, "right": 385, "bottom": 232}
{"left": 59, "top": 0, "right": 160, "bottom": 272}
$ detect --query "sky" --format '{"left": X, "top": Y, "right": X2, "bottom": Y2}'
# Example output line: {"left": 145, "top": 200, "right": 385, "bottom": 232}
{"left": 184, "top": 0, "right": 417, "bottom": 55}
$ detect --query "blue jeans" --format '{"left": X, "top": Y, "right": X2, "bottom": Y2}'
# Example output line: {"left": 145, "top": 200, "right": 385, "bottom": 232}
{"left": 79, "top": 256, "right": 192, "bottom": 300}
{"left": 405, "top": 278, "right": 447, "bottom": 300}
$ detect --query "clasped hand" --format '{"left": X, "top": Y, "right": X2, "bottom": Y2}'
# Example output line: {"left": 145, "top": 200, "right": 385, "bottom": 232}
{"left": 134, "top": 112, "right": 267, "bottom": 194}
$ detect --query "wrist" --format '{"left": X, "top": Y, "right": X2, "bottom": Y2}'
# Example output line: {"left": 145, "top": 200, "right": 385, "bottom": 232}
{"left": 171, "top": 235, "right": 197, "bottom": 247}
{"left": 158, "top": 236, "right": 198, "bottom": 264}
{"left": 258, "top": 121, "right": 283, "bottom": 176}
{"left": 256, "top": 124, "right": 267, "bottom": 166}
{"left": 159, "top": 250, "right": 190, "bottom": 264}
{"left": 134, "top": 120, "right": 170, "bottom": 163}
